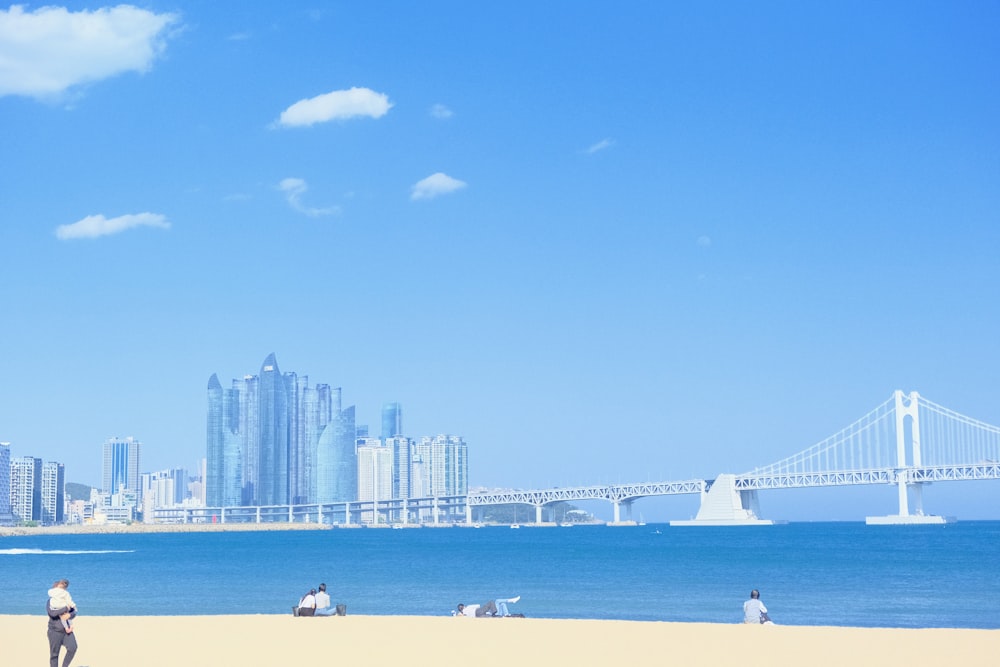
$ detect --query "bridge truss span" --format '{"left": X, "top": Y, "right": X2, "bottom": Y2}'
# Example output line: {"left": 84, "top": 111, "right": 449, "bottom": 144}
{"left": 467, "top": 479, "right": 704, "bottom": 507}
{"left": 735, "top": 468, "right": 895, "bottom": 490}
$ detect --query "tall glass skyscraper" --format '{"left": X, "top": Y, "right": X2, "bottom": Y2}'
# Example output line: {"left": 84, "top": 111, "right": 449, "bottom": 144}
{"left": 315, "top": 404, "right": 357, "bottom": 503}
{"left": 102, "top": 437, "right": 141, "bottom": 495}
{"left": 206, "top": 374, "right": 242, "bottom": 507}
{"left": 381, "top": 402, "right": 402, "bottom": 440}
{"left": 257, "top": 354, "right": 289, "bottom": 506}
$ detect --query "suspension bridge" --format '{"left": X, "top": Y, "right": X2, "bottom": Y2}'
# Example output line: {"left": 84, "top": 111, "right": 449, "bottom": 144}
{"left": 155, "top": 390, "right": 1000, "bottom": 526}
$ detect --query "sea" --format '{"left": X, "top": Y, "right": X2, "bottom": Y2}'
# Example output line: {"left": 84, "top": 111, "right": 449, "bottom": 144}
{"left": 2, "top": 521, "right": 998, "bottom": 629}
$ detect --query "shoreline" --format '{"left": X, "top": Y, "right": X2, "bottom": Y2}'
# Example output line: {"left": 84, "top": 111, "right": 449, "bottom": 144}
{"left": 2, "top": 614, "right": 998, "bottom": 667}
{"left": 0, "top": 522, "right": 334, "bottom": 537}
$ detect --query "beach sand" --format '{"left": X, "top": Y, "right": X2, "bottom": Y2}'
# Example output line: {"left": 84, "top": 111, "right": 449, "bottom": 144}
{"left": 2, "top": 614, "right": 998, "bottom": 667}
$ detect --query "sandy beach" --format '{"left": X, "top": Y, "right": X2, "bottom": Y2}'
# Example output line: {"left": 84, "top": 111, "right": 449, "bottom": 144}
{"left": 2, "top": 614, "right": 997, "bottom": 667}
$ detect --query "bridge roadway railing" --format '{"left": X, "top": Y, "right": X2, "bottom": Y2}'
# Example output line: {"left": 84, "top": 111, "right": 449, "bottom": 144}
{"left": 735, "top": 462, "right": 1000, "bottom": 490}
{"left": 152, "top": 481, "right": 706, "bottom": 525}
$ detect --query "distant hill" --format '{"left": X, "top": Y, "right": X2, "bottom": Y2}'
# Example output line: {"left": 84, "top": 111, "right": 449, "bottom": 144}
{"left": 66, "top": 482, "right": 93, "bottom": 501}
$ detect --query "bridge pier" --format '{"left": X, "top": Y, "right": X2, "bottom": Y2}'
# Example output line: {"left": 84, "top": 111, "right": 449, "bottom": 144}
{"left": 671, "top": 474, "right": 778, "bottom": 526}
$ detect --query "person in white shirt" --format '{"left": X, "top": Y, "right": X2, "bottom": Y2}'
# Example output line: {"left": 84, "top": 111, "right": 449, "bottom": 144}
{"left": 455, "top": 596, "right": 521, "bottom": 617}
{"left": 314, "top": 583, "right": 336, "bottom": 616}
{"left": 295, "top": 589, "right": 317, "bottom": 617}
{"left": 743, "top": 589, "right": 772, "bottom": 624}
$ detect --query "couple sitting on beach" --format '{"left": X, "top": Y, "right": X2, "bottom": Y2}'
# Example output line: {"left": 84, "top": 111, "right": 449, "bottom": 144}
{"left": 294, "top": 583, "right": 343, "bottom": 617}
{"left": 455, "top": 595, "right": 522, "bottom": 618}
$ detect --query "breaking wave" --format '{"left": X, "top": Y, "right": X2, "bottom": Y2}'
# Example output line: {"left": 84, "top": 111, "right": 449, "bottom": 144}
{"left": 0, "top": 548, "right": 135, "bottom": 555}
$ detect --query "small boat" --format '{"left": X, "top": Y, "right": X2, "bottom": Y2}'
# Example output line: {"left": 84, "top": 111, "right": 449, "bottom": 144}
{"left": 510, "top": 524, "right": 520, "bottom": 529}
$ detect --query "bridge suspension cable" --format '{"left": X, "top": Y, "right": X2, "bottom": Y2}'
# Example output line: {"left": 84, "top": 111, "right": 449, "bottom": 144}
{"left": 743, "top": 394, "right": 897, "bottom": 476}
{"left": 917, "top": 395, "right": 1000, "bottom": 466}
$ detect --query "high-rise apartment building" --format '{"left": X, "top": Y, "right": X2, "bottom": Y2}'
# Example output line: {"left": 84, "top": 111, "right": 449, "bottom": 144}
{"left": 385, "top": 436, "right": 413, "bottom": 500}
{"left": 357, "top": 438, "right": 392, "bottom": 522}
{"left": 102, "top": 436, "right": 141, "bottom": 494}
{"left": 413, "top": 435, "right": 468, "bottom": 498}
{"left": 10, "top": 456, "right": 42, "bottom": 522}
{"left": 0, "top": 442, "right": 12, "bottom": 525}
{"left": 41, "top": 461, "right": 65, "bottom": 525}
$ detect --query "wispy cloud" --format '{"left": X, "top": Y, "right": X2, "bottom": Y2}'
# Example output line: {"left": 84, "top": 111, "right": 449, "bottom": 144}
{"left": 430, "top": 103, "right": 453, "bottom": 119}
{"left": 227, "top": 32, "right": 251, "bottom": 41}
{"left": 279, "top": 178, "right": 339, "bottom": 217}
{"left": 411, "top": 172, "right": 467, "bottom": 201}
{"left": 697, "top": 235, "right": 712, "bottom": 247}
{"left": 55, "top": 213, "right": 170, "bottom": 240}
{"left": 0, "top": 5, "right": 179, "bottom": 99}
{"left": 584, "top": 138, "right": 615, "bottom": 154}
{"left": 276, "top": 87, "right": 392, "bottom": 128}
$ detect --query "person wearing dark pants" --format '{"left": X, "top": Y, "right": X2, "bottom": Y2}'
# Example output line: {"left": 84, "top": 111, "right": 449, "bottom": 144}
{"left": 47, "top": 600, "right": 78, "bottom": 667}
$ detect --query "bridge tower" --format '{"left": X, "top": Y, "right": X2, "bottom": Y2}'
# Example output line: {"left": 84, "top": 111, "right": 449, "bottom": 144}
{"left": 866, "top": 390, "right": 952, "bottom": 525}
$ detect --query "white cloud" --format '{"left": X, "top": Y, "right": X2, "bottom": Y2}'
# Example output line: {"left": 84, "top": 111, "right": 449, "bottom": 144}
{"left": 430, "top": 103, "right": 453, "bottom": 119}
{"left": 585, "top": 138, "right": 615, "bottom": 154}
{"left": 697, "top": 235, "right": 712, "bottom": 247}
{"left": 55, "top": 212, "right": 170, "bottom": 240}
{"left": 410, "top": 172, "right": 467, "bottom": 201}
{"left": 277, "top": 87, "right": 392, "bottom": 127}
{"left": 0, "top": 5, "right": 179, "bottom": 99}
{"left": 279, "top": 178, "right": 339, "bottom": 217}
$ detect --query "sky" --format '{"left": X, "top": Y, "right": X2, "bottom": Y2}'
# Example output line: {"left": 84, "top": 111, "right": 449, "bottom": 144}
{"left": 1, "top": 2, "right": 998, "bottom": 522}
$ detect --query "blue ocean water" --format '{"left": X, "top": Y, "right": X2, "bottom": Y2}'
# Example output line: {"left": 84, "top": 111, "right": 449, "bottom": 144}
{"left": 1, "top": 521, "right": 998, "bottom": 629}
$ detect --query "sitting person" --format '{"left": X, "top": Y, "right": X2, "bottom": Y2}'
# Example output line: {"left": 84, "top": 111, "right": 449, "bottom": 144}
{"left": 743, "top": 589, "right": 772, "bottom": 624}
{"left": 455, "top": 596, "right": 521, "bottom": 617}
{"left": 295, "top": 589, "right": 317, "bottom": 617}
{"left": 314, "top": 583, "right": 337, "bottom": 616}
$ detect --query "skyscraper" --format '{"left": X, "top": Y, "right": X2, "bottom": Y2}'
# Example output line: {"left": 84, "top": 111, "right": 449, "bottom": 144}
{"left": 315, "top": 402, "right": 357, "bottom": 503}
{"left": 381, "top": 402, "right": 402, "bottom": 440}
{"left": 386, "top": 436, "right": 413, "bottom": 500}
{"left": 41, "top": 462, "right": 65, "bottom": 525}
{"left": 102, "top": 437, "right": 141, "bottom": 494}
{"left": 206, "top": 374, "right": 242, "bottom": 506}
{"left": 10, "top": 456, "right": 42, "bottom": 522}
{"left": 257, "top": 354, "right": 289, "bottom": 506}
{"left": 0, "top": 442, "right": 12, "bottom": 525}
{"left": 357, "top": 438, "right": 392, "bottom": 522}
{"left": 413, "top": 435, "right": 468, "bottom": 497}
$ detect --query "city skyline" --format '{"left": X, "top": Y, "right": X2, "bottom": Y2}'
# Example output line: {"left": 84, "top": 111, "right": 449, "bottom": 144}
{"left": 2, "top": 3, "right": 999, "bottom": 521}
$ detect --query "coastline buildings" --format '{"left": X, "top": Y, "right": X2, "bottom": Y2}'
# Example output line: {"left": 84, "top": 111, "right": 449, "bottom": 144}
{"left": 5, "top": 448, "right": 67, "bottom": 526}
{"left": 205, "top": 354, "right": 469, "bottom": 519}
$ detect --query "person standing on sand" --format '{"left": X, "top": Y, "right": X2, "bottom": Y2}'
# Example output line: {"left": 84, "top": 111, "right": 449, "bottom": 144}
{"left": 46, "top": 579, "right": 78, "bottom": 667}
{"left": 48, "top": 579, "right": 76, "bottom": 633}
{"left": 743, "top": 589, "right": 772, "bottom": 624}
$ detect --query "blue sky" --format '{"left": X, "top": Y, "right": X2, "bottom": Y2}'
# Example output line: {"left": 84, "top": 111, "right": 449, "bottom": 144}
{"left": 1, "top": 2, "right": 998, "bottom": 521}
